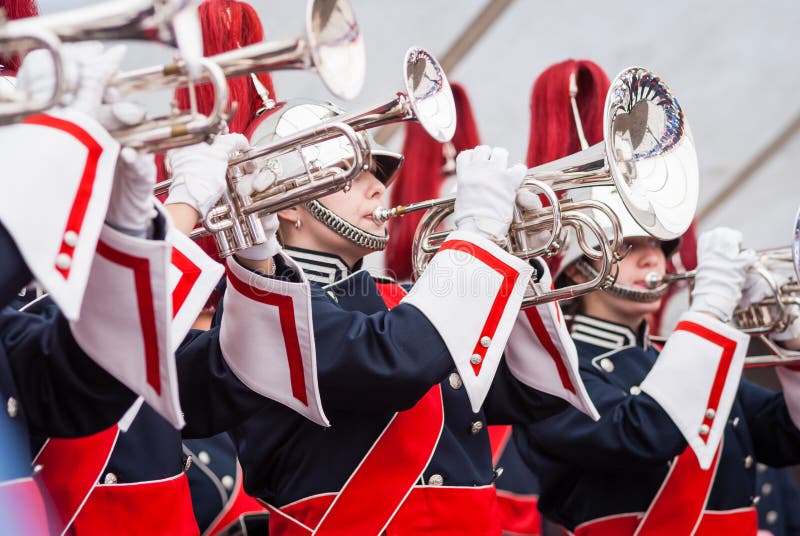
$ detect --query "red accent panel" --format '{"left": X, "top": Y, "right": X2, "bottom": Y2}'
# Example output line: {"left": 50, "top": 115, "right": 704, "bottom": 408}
{"left": 674, "top": 321, "right": 738, "bottom": 444}
{"left": 635, "top": 444, "right": 722, "bottom": 536}
{"left": 572, "top": 508, "right": 757, "bottom": 536}
{"left": 225, "top": 266, "right": 308, "bottom": 405}
{"left": 523, "top": 308, "right": 577, "bottom": 394}
{"left": 71, "top": 473, "right": 199, "bottom": 535}
{"left": 488, "top": 424, "right": 512, "bottom": 466}
{"left": 96, "top": 241, "right": 162, "bottom": 394}
{"left": 438, "top": 239, "right": 521, "bottom": 376}
{"left": 33, "top": 425, "right": 119, "bottom": 534}
{"left": 374, "top": 282, "right": 407, "bottom": 309}
{"left": 23, "top": 114, "right": 104, "bottom": 280}
{"left": 205, "top": 464, "right": 267, "bottom": 536}
{"left": 272, "top": 486, "right": 500, "bottom": 536}
{"left": 171, "top": 247, "right": 202, "bottom": 318}
{"left": 496, "top": 490, "right": 542, "bottom": 536}
{"left": 313, "top": 385, "right": 445, "bottom": 535}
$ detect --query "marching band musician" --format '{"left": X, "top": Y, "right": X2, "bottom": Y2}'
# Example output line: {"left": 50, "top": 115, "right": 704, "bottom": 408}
{"left": 190, "top": 93, "right": 598, "bottom": 536}
{"left": 510, "top": 60, "right": 800, "bottom": 536}
{"left": 0, "top": 38, "right": 172, "bottom": 533}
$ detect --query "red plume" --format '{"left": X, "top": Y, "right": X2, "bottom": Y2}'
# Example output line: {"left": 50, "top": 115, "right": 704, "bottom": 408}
{"left": 384, "top": 82, "right": 481, "bottom": 281}
{"left": 526, "top": 59, "right": 610, "bottom": 275}
{"left": 0, "top": 0, "right": 39, "bottom": 71}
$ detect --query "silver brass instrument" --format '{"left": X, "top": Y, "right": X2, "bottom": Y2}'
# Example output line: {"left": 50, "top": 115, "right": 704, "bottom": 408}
{"left": 375, "top": 66, "right": 698, "bottom": 308}
{"left": 114, "top": 0, "right": 365, "bottom": 101}
{"left": 647, "top": 208, "right": 800, "bottom": 367}
{"left": 0, "top": 0, "right": 202, "bottom": 124}
{"left": 157, "top": 46, "right": 456, "bottom": 257}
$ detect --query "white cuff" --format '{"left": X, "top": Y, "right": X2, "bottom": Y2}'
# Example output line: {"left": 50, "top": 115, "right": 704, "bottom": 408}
{"left": 220, "top": 253, "right": 328, "bottom": 427}
{"left": 69, "top": 220, "right": 183, "bottom": 428}
{"left": 640, "top": 311, "right": 749, "bottom": 469}
{"left": 401, "top": 230, "right": 533, "bottom": 412}
{"left": 0, "top": 108, "right": 119, "bottom": 320}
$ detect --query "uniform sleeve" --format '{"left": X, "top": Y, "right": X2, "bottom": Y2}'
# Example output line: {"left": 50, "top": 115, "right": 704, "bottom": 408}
{"left": 482, "top": 359, "right": 569, "bottom": 425}
{"left": 737, "top": 379, "right": 800, "bottom": 467}
{"left": 520, "top": 364, "right": 687, "bottom": 471}
{"left": 0, "top": 303, "right": 136, "bottom": 437}
{"left": 0, "top": 222, "right": 32, "bottom": 309}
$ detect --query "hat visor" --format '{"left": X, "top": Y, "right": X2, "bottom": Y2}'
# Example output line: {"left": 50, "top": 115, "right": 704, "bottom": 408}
{"left": 371, "top": 148, "right": 404, "bottom": 186}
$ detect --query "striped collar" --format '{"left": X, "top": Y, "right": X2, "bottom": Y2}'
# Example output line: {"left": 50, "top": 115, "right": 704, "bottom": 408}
{"left": 284, "top": 246, "right": 362, "bottom": 286}
{"left": 571, "top": 314, "right": 650, "bottom": 351}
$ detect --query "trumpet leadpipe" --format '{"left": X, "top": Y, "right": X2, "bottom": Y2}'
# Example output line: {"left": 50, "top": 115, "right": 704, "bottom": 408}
{"left": 372, "top": 196, "right": 455, "bottom": 223}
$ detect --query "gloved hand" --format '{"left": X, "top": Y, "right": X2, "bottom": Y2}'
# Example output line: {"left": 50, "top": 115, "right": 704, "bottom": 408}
{"left": 164, "top": 133, "right": 250, "bottom": 218}
{"left": 106, "top": 147, "right": 157, "bottom": 236}
{"left": 516, "top": 188, "right": 551, "bottom": 251}
{"left": 690, "top": 227, "right": 756, "bottom": 322}
{"left": 453, "top": 145, "right": 526, "bottom": 243}
{"left": 16, "top": 42, "right": 130, "bottom": 125}
{"left": 232, "top": 168, "right": 282, "bottom": 261}
{"left": 740, "top": 261, "right": 800, "bottom": 343}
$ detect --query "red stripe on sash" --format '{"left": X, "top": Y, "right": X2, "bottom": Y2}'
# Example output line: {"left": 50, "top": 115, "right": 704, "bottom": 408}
{"left": 171, "top": 247, "right": 202, "bottom": 318}
{"left": 496, "top": 490, "right": 541, "bottom": 536}
{"left": 488, "top": 424, "right": 513, "bottom": 466}
{"left": 571, "top": 507, "right": 757, "bottom": 536}
{"left": 523, "top": 307, "right": 576, "bottom": 394}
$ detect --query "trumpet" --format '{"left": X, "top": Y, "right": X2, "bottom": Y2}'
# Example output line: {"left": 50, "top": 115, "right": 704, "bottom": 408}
{"left": 647, "top": 209, "right": 800, "bottom": 367}
{"left": 112, "top": 0, "right": 365, "bottom": 101}
{"left": 0, "top": 0, "right": 203, "bottom": 125}
{"left": 157, "top": 46, "right": 456, "bottom": 257}
{"left": 375, "top": 66, "right": 698, "bottom": 308}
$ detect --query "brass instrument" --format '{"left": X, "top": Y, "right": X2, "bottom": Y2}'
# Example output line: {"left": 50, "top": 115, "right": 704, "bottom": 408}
{"left": 157, "top": 47, "right": 456, "bottom": 257}
{"left": 0, "top": 0, "right": 202, "bottom": 125}
{"left": 113, "top": 0, "right": 365, "bottom": 101}
{"left": 648, "top": 208, "right": 800, "bottom": 367}
{"left": 375, "top": 66, "right": 698, "bottom": 308}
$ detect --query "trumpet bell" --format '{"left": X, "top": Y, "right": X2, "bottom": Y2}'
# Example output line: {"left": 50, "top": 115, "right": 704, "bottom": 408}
{"left": 604, "top": 67, "right": 698, "bottom": 240}
{"left": 307, "top": 0, "right": 365, "bottom": 101}
{"left": 403, "top": 47, "right": 455, "bottom": 142}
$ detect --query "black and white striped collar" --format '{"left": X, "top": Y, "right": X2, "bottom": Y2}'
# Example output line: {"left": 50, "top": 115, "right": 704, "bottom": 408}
{"left": 284, "top": 246, "right": 362, "bottom": 286}
{"left": 571, "top": 314, "right": 649, "bottom": 351}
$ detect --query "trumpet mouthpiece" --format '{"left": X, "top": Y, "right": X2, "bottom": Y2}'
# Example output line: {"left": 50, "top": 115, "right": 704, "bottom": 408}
{"left": 644, "top": 272, "right": 666, "bottom": 288}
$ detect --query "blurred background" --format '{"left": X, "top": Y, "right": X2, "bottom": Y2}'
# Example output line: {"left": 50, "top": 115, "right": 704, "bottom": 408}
{"left": 38, "top": 0, "right": 800, "bottom": 261}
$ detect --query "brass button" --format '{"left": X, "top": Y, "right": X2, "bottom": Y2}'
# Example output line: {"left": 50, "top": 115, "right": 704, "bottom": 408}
{"left": 744, "top": 455, "right": 754, "bottom": 469}
{"left": 480, "top": 336, "right": 492, "bottom": 348}
{"left": 470, "top": 354, "right": 483, "bottom": 366}
{"left": 766, "top": 510, "right": 778, "bottom": 525}
{"left": 762, "top": 482, "right": 773, "bottom": 496}
{"left": 629, "top": 386, "right": 641, "bottom": 395}
{"left": 221, "top": 475, "right": 234, "bottom": 490}
{"left": 705, "top": 408, "right": 716, "bottom": 420}
{"left": 55, "top": 253, "right": 72, "bottom": 270}
{"left": 757, "top": 463, "right": 768, "bottom": 474}
{"left": 428, "top": 474, "right": 444, "bottom": 486}
{"left": 6, "top": 397, "right": 18, "bottom": 418}
{"left": 198, "top": 451, "right": 210, "bottom": 465}
{"left": 448, "top": 373, "right": 462, "bottom": 390}
{"left": 731, "top": 417, "right": 740, "bottom": 428}
{"left": 470, "top": 421, "right": 484, "bottom": 434}
{"left": 599, "top": 358, "right": 614, "bottom": 373}
{"left": 63, "top": 231, "right": 79, "bottom": 247}
{"left": 699, "top": 424, "right": 710, "bottom": 436}
{"left": 751, "top": 495, "right": 761, "bottom": 506}
{"left": 104, "top": 473, "right": 118, "bottom": 485}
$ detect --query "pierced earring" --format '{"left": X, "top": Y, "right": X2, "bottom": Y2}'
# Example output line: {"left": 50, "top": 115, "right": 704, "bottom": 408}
{"left": 295, "top": 219, "right": 302, "bottom": 230}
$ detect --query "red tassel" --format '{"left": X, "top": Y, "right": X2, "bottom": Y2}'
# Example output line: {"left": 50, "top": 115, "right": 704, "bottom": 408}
{"left": 0, "top": 0, "right": 39, "bottom": 71}
{"left": 384, "top": 82, "right": 481, "bottom": 281}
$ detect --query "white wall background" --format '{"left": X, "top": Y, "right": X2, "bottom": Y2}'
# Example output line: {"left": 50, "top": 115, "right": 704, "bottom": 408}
{"left": 38, "top": 0, "right": 800, "bottom": 260}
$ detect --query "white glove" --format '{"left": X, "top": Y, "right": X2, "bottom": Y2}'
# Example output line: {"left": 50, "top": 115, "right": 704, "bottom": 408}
{"left": 516, "top": 188, "right": 551, "bottom": 251}
{"left": 690, "top": 227, "right": 756, "bottom": 322}
{"left": 741, "top": 264, "right": 800, "bottom": 343}
{"left": 453, "top": 145, "right": 526, "bottom": 243}
{"left": 106, "top": 147, "right": 158, "bottom": 235}
{"left": 16, "top": 42, "right": 128, "bottom": 124}
{"left": 164, "top": 133, "right": 250, "bottom": 218}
